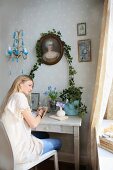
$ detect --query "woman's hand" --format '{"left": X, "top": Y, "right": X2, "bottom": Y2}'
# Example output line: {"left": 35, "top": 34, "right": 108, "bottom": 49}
{"left": 42, "top": 107, "right": 48, "bottom": 117}
{"left": 22, "top": 107, "right": 48, "bottom": 128}
{"left": 37, "top": 107, "right": 48, "bottom": 118}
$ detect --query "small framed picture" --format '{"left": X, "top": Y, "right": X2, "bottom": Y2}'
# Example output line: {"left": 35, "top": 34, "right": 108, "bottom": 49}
{"left": 31, "top": 93, "right": 40, "bottom": 111}
{"left": 77, "top": 23, "right": 86, "bottom": 36}
{"left": 78, "top": 39, "right": 91, "bottom": 62}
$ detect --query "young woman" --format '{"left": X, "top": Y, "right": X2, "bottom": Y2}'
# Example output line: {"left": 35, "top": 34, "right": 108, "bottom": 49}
{"left": 0, "top": 75, "right": 61, "bottom": 164}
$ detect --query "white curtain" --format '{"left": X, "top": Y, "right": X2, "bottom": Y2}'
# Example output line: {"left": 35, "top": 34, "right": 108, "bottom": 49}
{"left": 105, "top": 80, "right": 113, "bottom": 119}
{"left": 88, "top": 0, "right": 113, "bottom": 169}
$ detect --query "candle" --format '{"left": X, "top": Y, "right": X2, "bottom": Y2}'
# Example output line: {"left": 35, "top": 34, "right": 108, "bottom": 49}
{"left": 7, "top": 46, "right": 13, "bottom": 56}
{"left": 23, "top": 48, "right": 28, "bottom": 55}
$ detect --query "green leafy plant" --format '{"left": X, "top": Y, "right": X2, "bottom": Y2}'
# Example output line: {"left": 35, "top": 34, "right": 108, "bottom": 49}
{"left": 77, "top": 102, "right": 87, "bottom": 118}
{"left": 44, "top": 86, "right": 58, "bottom": 101}
{"left": 59, "top": 86, "right": 83, "bottom": 103}
{"left": 59, "top": 86, "right": 87, "bottom": 118}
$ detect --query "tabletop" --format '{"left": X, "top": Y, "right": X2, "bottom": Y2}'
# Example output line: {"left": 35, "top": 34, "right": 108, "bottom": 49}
{"left": 35, "top": 112, "right": 82, "bottom": 127}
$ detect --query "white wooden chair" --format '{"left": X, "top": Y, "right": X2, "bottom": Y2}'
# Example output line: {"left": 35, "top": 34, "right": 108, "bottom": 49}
{"left": 0, "top": 120, "right": 59, "bottom": 170}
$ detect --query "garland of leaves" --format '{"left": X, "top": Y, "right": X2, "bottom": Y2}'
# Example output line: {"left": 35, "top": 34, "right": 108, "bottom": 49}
{"left": 29, "top": 29, "right": 76, "bottom": 87}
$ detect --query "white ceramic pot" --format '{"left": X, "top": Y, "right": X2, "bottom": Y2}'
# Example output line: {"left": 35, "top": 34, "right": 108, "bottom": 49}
{"left": 56, "top": 107, "right": 65, "bottom": 117}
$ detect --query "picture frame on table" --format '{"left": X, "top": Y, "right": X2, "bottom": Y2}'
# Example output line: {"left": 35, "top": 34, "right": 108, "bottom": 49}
{"left": 77, "top": 23, "right": 86, "bottom": 36}
{"left": 39, "top": 34, "right": 64, "bottom": 65}
{"left": 31, "top": 93, "right": 40, "bottom": 111}
{"left": 78, "top": 39, "right": 91, "bottom": 62}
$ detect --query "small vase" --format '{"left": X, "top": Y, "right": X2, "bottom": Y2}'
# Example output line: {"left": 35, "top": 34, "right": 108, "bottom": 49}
{"left": 56, "top": 107, "right": 65, "bottom": 117}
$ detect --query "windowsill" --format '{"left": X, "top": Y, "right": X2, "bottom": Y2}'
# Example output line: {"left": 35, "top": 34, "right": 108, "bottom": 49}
{"left": 97, "top": 119, "right": 113, "bottom": 170}
{"left": 100, "top": 119, "right": 113, "bottom": 129}
{"left": 98, "top": 146, "right": 113, "bottom": 170}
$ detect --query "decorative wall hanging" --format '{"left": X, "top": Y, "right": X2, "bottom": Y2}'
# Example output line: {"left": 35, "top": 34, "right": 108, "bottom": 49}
{"left": 7, "top": 30, "right": 28, "bottom": 62}
{"left": 39, "top": 34, "right": 64, "bottom": 65}
{"left": 78, "top": 39, "right": 91, "bottom": 62}
{"left": 77, "top": 23, "right": 86, "bottom": 36}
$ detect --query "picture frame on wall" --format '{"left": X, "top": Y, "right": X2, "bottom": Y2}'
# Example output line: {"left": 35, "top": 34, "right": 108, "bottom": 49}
{"left": 31, "top": 93, "right": 40, "bottom": 111}
{"left": 78, "top": 39, "right": 91, "bottom": 62}
{"left": 77, "top": 23, "right": 86, "bottom": 36}
{"left": 39, "top": 34, "right": 64, "bottom": 65}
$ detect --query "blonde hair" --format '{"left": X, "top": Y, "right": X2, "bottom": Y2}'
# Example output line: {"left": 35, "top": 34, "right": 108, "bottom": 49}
{"left": 0, "top": 75, "right": 33, "bottom": 116}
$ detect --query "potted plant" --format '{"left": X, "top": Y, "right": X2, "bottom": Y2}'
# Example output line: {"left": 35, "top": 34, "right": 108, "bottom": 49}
{"left": 44, "top": 86, "right": 59, "bottom": 111}
{"left": 59, "top": 85, "right": 87, "bottom": 118}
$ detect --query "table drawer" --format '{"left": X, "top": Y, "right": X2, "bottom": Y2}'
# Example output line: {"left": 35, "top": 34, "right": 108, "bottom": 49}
{"left": 35, "top": 124, "right": 61, "bottom": 133}
{"left": 35, "top": 124, "right": 74, "bottom": 134}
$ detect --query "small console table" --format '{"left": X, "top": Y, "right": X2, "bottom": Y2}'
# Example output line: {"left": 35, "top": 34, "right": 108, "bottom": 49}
{"left": 33, "top": 113, "right": 82, "bottom": 170}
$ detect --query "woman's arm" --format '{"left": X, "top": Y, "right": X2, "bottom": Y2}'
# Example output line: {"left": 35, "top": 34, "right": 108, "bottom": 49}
{"left": 21, "top": 108, "right": 47, "bottom": 128}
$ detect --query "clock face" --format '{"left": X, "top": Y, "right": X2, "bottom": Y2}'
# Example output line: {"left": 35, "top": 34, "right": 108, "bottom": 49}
{"left": 78, "top": 39, "right": 91, "bottom": 62}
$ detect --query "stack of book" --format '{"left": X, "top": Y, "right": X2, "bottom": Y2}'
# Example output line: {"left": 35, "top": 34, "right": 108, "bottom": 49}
{"left": 99, "top": 136, "right": 113, "bottom": 153}
{"left": 99, "top": 125, "right": 113, "bottom": 153}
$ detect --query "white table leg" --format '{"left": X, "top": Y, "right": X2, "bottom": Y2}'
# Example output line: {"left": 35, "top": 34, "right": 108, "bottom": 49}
{"left": 74, "top": 126, "right": 80, "bottom": 170}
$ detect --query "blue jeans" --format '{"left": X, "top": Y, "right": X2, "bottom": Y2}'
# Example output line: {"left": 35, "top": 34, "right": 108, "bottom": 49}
{"left": 41, "top": 138, "right": 62, "bottom": 154}
{"left": 32, "top": 131, "right": 62, "bottom": 154}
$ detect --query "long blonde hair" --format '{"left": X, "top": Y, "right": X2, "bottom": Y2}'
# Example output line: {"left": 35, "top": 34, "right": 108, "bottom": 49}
{"left": 0, "top": 75, "right": 33, "bottom": 116}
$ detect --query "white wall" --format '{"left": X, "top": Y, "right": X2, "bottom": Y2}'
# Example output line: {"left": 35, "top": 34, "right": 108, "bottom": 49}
{"left": 0, "top": 0, "right": 104, "bottom": 163}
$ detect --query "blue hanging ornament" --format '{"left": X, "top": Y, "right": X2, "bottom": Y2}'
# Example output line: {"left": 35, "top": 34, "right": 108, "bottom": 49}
{"left": 7, "top": 30, "right": 28, "bottom": 61}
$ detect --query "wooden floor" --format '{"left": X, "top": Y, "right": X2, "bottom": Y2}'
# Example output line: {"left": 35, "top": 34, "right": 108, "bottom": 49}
{"left": 31, "top": 160, "right": 89, "bottom": 170}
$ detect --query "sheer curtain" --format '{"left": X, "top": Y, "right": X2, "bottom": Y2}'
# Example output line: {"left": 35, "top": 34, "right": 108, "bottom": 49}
{"left": 88, "top": 0, "right": 113, "bottom": 169}
{"left": 105, "top": 80, "right": 113, "bottom": 119}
